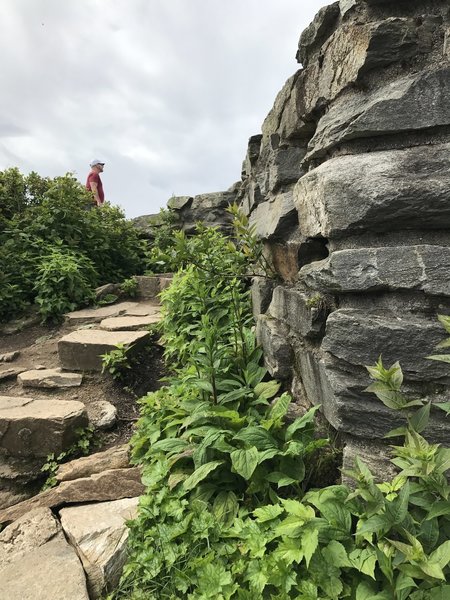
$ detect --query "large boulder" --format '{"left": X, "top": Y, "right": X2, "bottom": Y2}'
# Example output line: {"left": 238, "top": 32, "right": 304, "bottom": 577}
{"left": 0, "top": 396, "right": 88, "bottom": 458}
{"left": 294, "top": 142, "right": 450, "bottom": 238}
{"left": 0, "top": 508, "right": 89, "bottom": 600}
{"left": 60, "top": 497, "right": 139, "bottom": 598}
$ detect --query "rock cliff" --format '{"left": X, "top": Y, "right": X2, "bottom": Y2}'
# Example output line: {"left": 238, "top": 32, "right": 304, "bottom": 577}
{"left": 162, "top": 0, "right": 450, "bottom": 472}
{"left": 243, "top": 0, "right": 450, "bottom": 472}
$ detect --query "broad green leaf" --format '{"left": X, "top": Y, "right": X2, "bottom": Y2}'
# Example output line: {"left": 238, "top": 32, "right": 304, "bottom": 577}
{"left": 429, "top": 540, "right": 450, "bottom": 569}
{"left": 182, "top": 460, "right": 223, "bottom": 491}
{"left": 267, "top": 393, "right": 291, "bottom": 423}
{"left": 273, "top": 537, "right": 304, "bottom": 565}
{"left": 365, "top": 384, "right": 406, "bottom": 409}
{"left": 427, "top": 354, "right": 450, "bottom": 364}
{"left": 349, "top": 548, "right": 377, "bottom": 579}
{"left": 437, "top": 314, "right": 450, "bottom": 333}
{"left": 355, "top": 580, "right": 378, "bottom": 600}
{"left": 426, "top": 501, "right": 450, "bottom": 520}
{"left": 254, "top": 380, "right": 280, "bottom": 399}
{"left": 429, "top": 586, "right": 450, "bottom": 600}
{"left": 265, "top": 471, "right": 297, "bottom": 488}
{"left": 151, "top": 438, "right": 189, "bottom": 453}
{"left": 285, "top": 405, "right": 320, "bottom": 440}
{"left": 233, "top": 426, "right": 277, "bottom": 450}
{"left": 168, "top": 471, "right": 189, "bottom": 489}
{"left": 213, "top": 491, "right": 238, "bottom": 527}
{"left": 301, "top": 527, "right": 319, "bottom": 567}
{"left": 197, "top": 562, "right": 232, "bottom": 596}
{"left": 322, "top": 540, "right": 352, "bottom": 569}
{"left": 230, "top": 447, "right": 259, "bottom": 480}
{"left": 409, "top": 403, "right": 431, "bottom": 433}
{"left": 282, "top": 500, "right": 315, "bottom": 521}
{"left": 419, "top": 561, "right": 445, "bottom": 580}
{"left": 385, "top": 481, "right": 410, "bottom": 524}
{"left": 253, "top": 504, "right": 284, "bottom": 523}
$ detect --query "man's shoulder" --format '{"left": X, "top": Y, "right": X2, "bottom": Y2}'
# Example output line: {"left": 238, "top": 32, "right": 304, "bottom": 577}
{"left": 87, "top": 171, "right": 100, "bottom": 182}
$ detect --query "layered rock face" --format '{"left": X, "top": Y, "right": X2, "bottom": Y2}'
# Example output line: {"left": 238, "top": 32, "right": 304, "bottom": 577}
{"left": 239, "top": 0, "right": 450, "bottom": 467}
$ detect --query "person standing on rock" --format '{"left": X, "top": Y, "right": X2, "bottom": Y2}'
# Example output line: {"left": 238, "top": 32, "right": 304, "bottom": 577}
{"left": 86, "top": 159, "right": 106, "bottom": 207}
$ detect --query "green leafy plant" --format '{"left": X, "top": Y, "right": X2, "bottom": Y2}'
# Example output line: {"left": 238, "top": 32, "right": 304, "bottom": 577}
{"left": 97, "top": 293, "right": 119, "bottom": 306}
{"left": 119, "top": 277, "right": 138, "bottom": 298}
{"left": 101, "top": 343, "right": 133, "bottom": 381}
{"left": 41, "top": 426, "right": 95, "bottom": 490}
{"left": 34, "top": 247, "right": 98, "bottom": 322}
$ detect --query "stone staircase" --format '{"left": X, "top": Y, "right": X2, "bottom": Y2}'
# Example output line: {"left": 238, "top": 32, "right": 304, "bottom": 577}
{"left": 0, "top": 276, "right": 170, "bottom": 600}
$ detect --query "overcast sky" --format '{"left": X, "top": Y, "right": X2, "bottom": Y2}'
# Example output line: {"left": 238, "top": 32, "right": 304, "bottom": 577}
{"left": 0, "top": 0, "right": 330, "bottom": 218}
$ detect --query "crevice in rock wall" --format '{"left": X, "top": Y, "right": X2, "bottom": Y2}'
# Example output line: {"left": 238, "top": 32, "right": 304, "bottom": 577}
{"left": 297, "top": 236, "right": 329, "bottom": 269}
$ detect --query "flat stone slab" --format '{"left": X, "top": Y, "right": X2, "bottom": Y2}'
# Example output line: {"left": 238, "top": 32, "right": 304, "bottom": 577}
{"left": 0, "top": 467, "right": 144, "bottom": 524}
{"left": 123, "top": 301, "right": 161, "bottom": 317}
{"left": 60, "top": 497, "right": 139, "bottom": 598}
{"left": 58, "top": 329, "right": 150, "bottom": 371}
{"left": 99, "top": 314, "right": 161, "bottom": 331}
{"left": 18, "top": 368, "right": 83, "bottom": 389}
{"left": 0, "top": 508, "right": 89, "bottom": 600}
{"left": 56, "top": 445, "right": 130, "bottom": 483}
{"left": 0, "top": 366, "right": 25, "bottom": 381}
{"left": 65, "top": 301, "right": 139, "bottom": 325}
{"left": 0, "top": 396, "right": 88, "bottom": 458}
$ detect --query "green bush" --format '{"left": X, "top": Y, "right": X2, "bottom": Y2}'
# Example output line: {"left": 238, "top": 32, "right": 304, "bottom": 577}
{"left": 34, "top": 247, "right": 98, "bottom": 322}
{"left": 0, "top": 169, "right": 146, "bottom": 322}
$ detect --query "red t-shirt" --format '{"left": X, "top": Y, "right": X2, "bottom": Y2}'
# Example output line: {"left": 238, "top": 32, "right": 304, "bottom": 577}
{"left": 86, "top": 171, "right": 104, "bottom": 204}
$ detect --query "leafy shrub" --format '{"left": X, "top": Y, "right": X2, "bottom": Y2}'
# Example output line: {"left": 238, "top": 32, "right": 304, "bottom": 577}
{"left": 119, "top": 277, "right": 138, "bottom": 298}
{"left": 0, "top": 169, "right": 146, "bottom": 322}
{"left": 101, "top": 343, "right": 133, "bottom": 381}
{"left": 34, "top": 247, "right": 98, "bottom": 321}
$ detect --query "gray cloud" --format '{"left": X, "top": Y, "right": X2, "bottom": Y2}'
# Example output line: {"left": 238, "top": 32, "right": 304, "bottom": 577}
{"left": 0, "top": 0, "right": 330, "bottom": 217}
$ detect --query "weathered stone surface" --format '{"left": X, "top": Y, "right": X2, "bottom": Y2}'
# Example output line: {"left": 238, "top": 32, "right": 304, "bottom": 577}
{"left": 0, "top": 396, "right": 88, "bottom": 458}
{"left": 0, "top": 350, "right": 20, "bottom": 363}
{"left": 256, "top": 315, "right": 293, "bottom": 380}
{"left": 171, "top": 191, "right": 235, "bottom": 234}
{"left": 0, "top": 467, "right": 144, "bottom": 524}
{"left": 0, "top": 507, "right": 89, "bottom": 600}
{"left": 294, "top": 348, "right": 450, "bottom": 443}
{"left": 58, "top": 330, "right": 150, "bottom": 371}
{"left": 322, "top": 309, "right": 448, "bottom": 381}
{"left": 0, "top": 366, "right": 24, "bottom": 380}
{"left": 269, "top": 286, "right": 328, "bottom": 339}
{"left": 134, "top": 275, "right": 161, "bottom": 299}
{"left": 261, "top": 72, "right": 315, "bottom": 141}
{"left": 300, "top": 245, "right": 450, "bottom": 296}
{"left": 123, "top": 301, "right": 161, "bottom": 317}
{"left": 297, "top": 2, "right": 340, "bottom": 67}
{"left": 18, "top": 368, "right": 83, "bottom": 389}
{"left": 251, "top": 277, "right": 276, "bottom": 317}
{"left": 341, "top": 436, "right": 397, "bottom": 486}
{"left": 60, "top": 497, "right": 139, "bottom": 598}
{"left": 94, "top": 283, "right": 121, "bottom": 302}
{"left": 66, "top": 302, "right": 138, "bottom": 325}
{"left": 167, "top": 195, "right": 193, "bottom": 211}
{"left": 299, "top": 18, "right": 419, "bottom": 117}
{"left": 249, "top": 191, "right": 298, "bottom": 241}
{"left": 87, "top": 400, "right": 117, "bottom": 431}
{"left": 100, "top": 314, "right": 161, "bottom": 331}
{"left": 56, "top": 445, "right": 130, "bottom": 483}
{"left": 307, "top": 68, "right": 450, "bottom": 160}
{"left": 295, "top": 143, "right": 450, "bottom": 238}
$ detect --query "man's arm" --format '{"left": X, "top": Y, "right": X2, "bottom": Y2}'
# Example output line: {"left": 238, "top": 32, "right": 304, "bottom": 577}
{"left": 89, "top": 181, "right": 102, "bottom": 206}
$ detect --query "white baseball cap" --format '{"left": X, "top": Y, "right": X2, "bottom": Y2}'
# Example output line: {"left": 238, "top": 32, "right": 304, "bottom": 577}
{"left": 90, "top": 159, "right": 105, "bottom": 167}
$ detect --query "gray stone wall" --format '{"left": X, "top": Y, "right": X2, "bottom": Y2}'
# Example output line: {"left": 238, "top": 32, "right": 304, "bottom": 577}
{"left": 241, "top": 0, "right": 450, "bottom": 471}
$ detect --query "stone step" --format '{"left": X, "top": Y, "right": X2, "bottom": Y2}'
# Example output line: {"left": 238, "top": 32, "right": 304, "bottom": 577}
{"left": 18, "top": 368, "right": 83, "bottom": 389}
{"left": 122, "top": 301, "right": 161, "bottom": 317}
{"left": 0, "top": 467, "right": 144, "bottom": 524}
{"left": 0, "top": 396, "right": 88, "bottom": 459}
{"left": 65, "top": 301, "right": 139, "bottom": 325}
{"left": 0, "top": 508, "right": 89, "bottom": 600}
{"left": 58, "top": 330, "right": 150, "bottom": 371}
{"left": 99, "top": 314, "right": 161, "bottom": 331}
{"left": 60, "top": 497, "right": 139, "bottom": 598}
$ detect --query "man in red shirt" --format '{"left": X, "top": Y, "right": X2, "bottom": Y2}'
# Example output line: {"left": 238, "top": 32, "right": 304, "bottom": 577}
{"left": 86, "top": 159, "right": 105, "bottom": 206}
